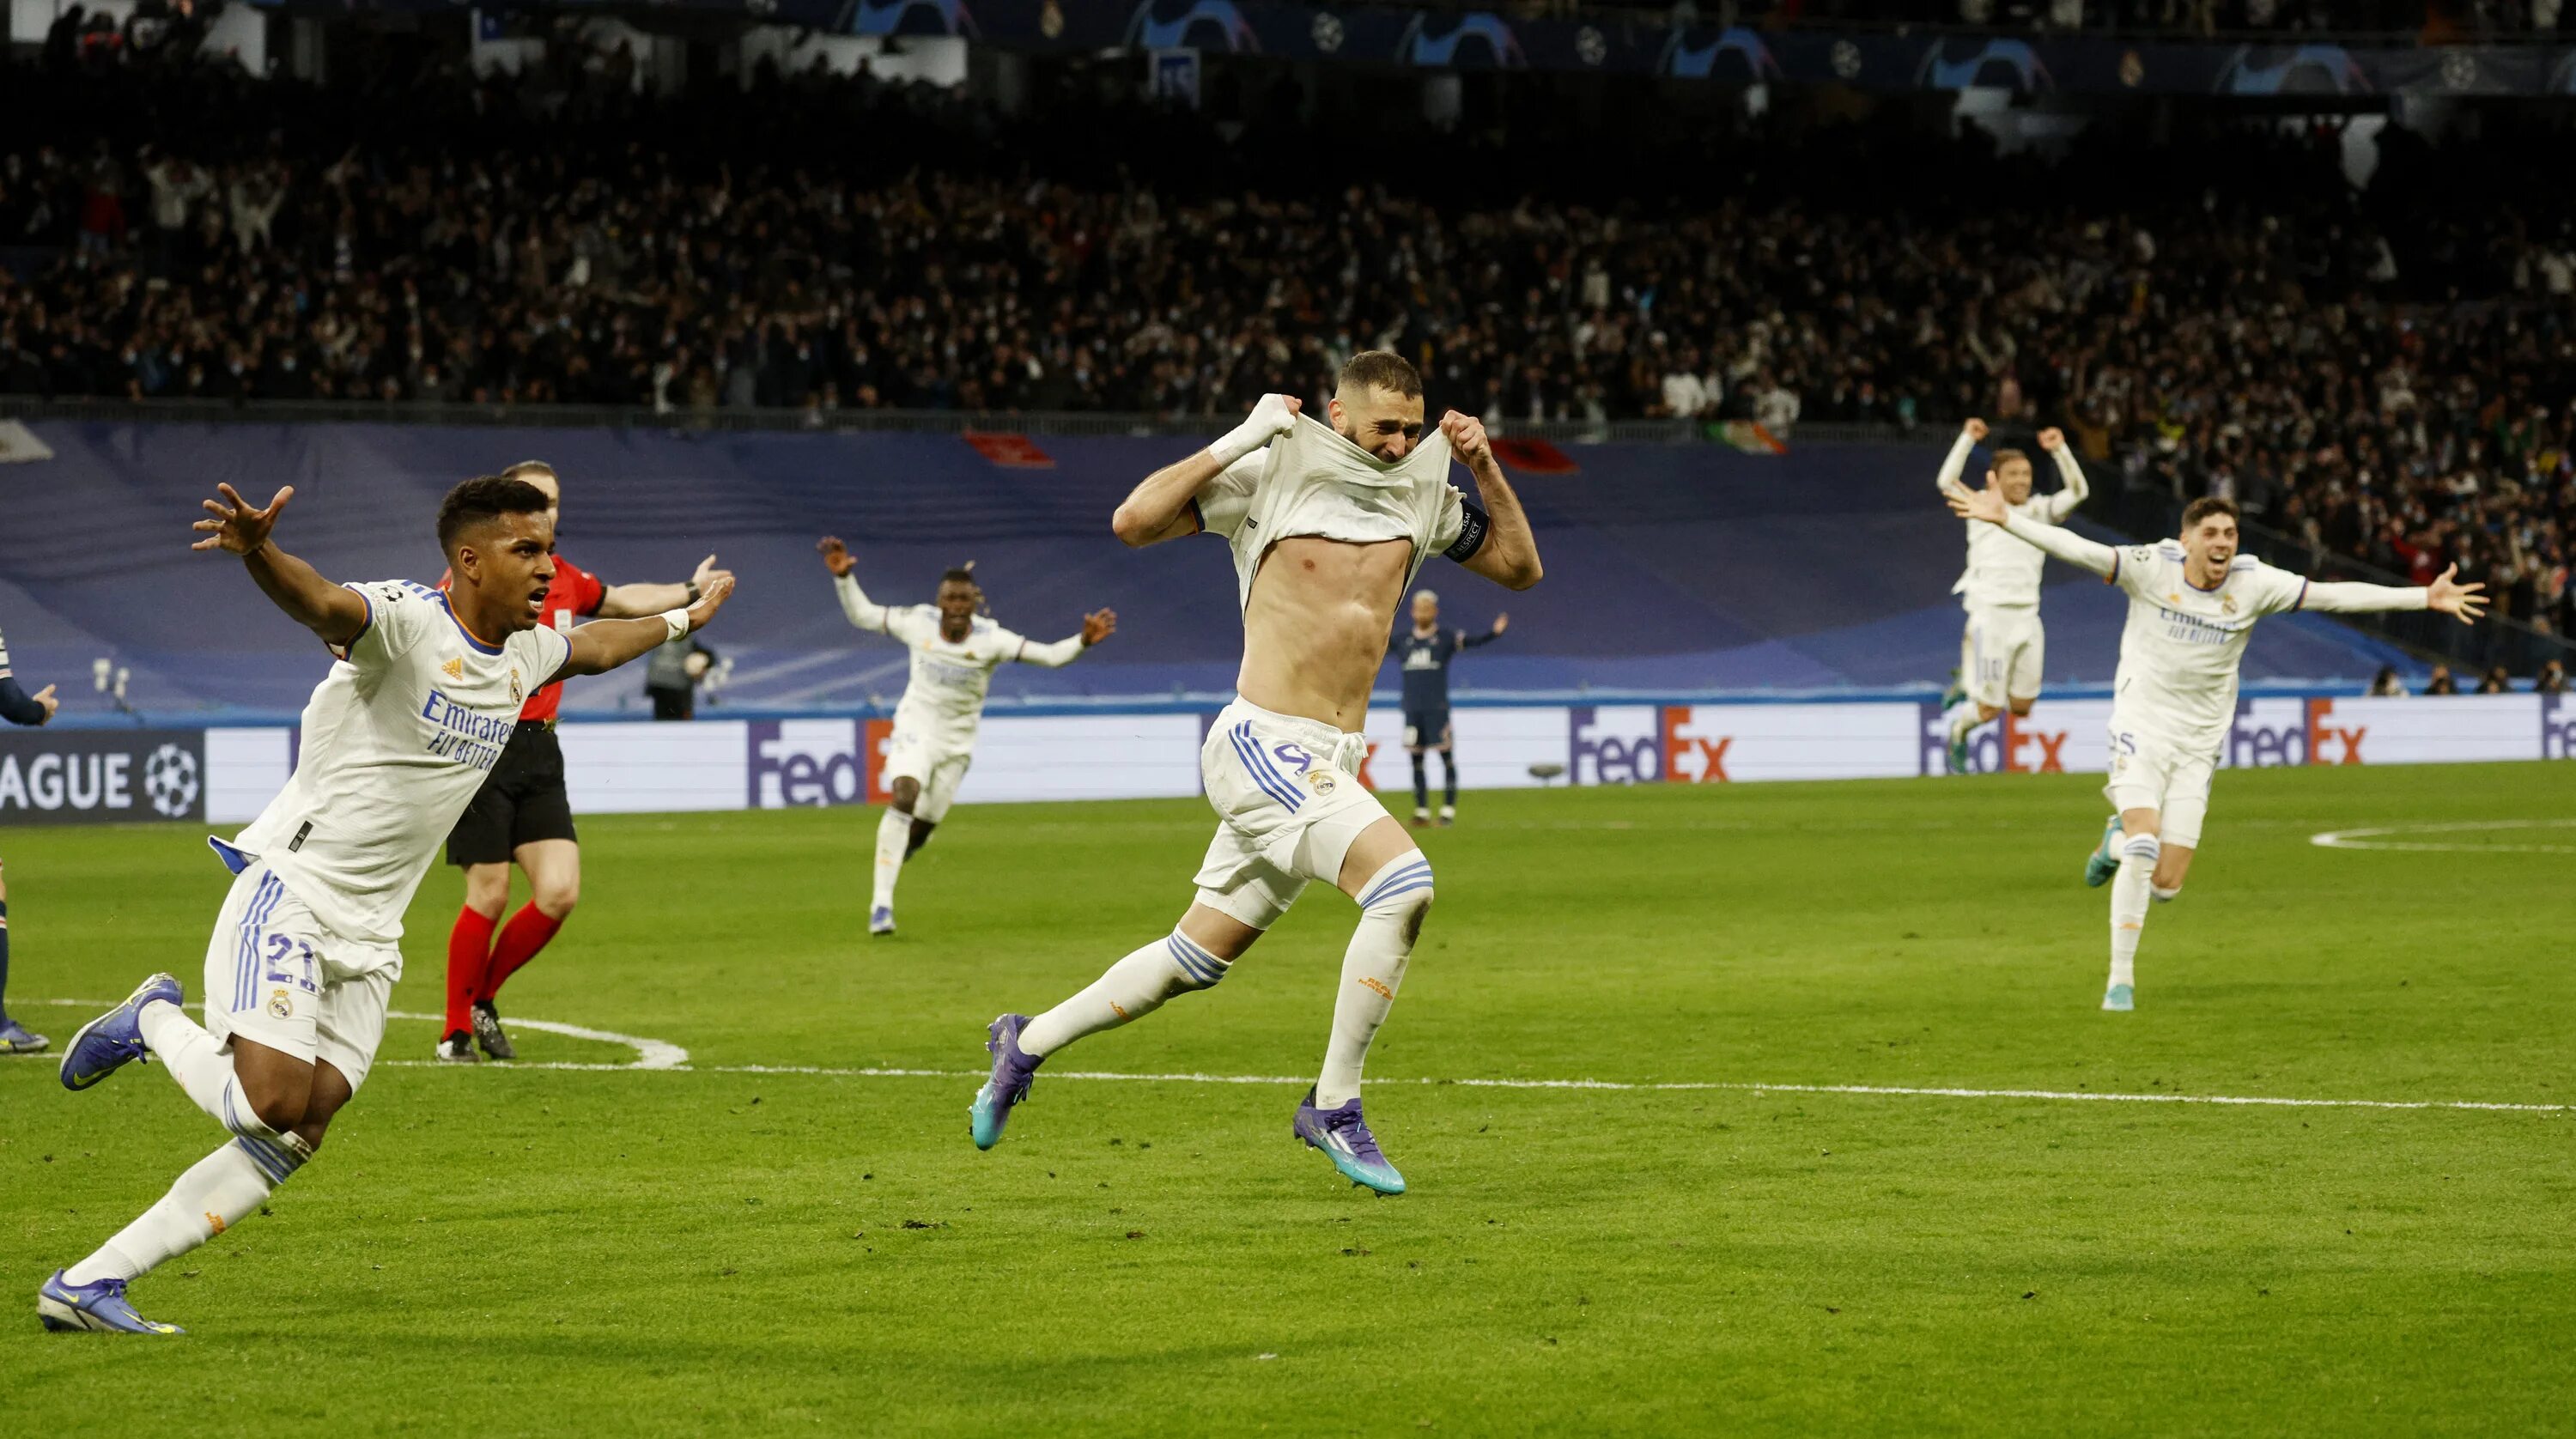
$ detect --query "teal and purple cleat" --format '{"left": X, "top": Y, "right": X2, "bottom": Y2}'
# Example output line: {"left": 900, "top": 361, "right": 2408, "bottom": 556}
{"left": 2101, "top": 982, "right": 2136, "bottom": 1012}
{"left": 969, "top": 1013, "right": 1042, "bottom": 1151}
{"left": 0, "top": 1017, "right": 48, "bottom": 1054}
{"left": 1293, "top": 1088, "right": 1406, "bottom": 1195}
{"left": 59, "top": 972, "right": 183, "bottom": 1091}
{"left": 37, "top": 1271, "right": 183, "bottom": 1334}
{"left": 2083, "top": 815, "right": 2123, "bottom": 888}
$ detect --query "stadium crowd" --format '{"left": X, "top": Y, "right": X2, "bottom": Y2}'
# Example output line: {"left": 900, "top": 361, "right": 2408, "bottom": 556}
{"left": 0, "top": 48, "right": 2570, "bottom": 642}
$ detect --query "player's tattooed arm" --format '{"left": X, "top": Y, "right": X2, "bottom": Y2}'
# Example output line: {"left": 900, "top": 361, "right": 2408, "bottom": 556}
{"left": 1442, "top": 411, "right": 1543, "bottom": 591}
{"left": 191, "top": 483, "right": 369, "bottom": 648}
{"left": 1947, "top": 478, "right": 2117, "bottom": 578}
{"left": 553, "top": 574, "right": 736, "bottom": 682}
{"left": 598, "top": 554, "right": 731, "bottom": 618}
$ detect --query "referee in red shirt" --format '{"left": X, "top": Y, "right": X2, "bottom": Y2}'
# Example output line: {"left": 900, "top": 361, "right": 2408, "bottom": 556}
{"left": 437, "top": 460, "right": 731, "bottom": 1062}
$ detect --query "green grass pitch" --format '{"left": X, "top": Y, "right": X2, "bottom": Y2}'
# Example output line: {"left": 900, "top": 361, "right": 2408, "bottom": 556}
{"left": 4, "top": 762, "right": 2573, "bottom": 1434}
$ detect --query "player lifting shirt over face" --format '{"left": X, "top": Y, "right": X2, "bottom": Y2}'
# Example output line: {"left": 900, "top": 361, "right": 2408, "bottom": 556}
{"left": 968, "top": 351, "right": 1544, "bottom": 1195}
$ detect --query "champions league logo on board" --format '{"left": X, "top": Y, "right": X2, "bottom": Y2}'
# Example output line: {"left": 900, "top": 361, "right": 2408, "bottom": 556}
{"left": 144, "top": 744, "right": 199, "bottom": 819}
{"left": 2215, "top": 45, "right": 2368, "bottom": 95}
{"left": 1659, "top": 26, "right": 1782, "bottom": 82}
{"left": 1399, "top": 12, "right": 1525, "bottom": 69}
{"left": 1915, "top": 37, "right": 2051, "bottom": 92}
{"left": 1127, "top": 0, "right": 1258, "bottom": 52}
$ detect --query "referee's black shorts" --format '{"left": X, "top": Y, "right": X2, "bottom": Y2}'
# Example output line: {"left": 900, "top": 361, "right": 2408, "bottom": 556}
{"left": 446, "top": 721, "right": 578, "bottom": 866}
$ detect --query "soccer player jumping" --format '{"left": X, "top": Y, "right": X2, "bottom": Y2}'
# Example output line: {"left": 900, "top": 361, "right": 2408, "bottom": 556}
{"left": 969, "top": 352, "right": 1542, "bottom": 1194}
{"left": 1934, "top": 417, "right": 2089, "bottom": 773}
{"left": 816, "top": 540, "right": 1116, "bottom": 936}
{"left": 1948, "top": 483, "right": 2482, "bottom": 1011}
{"left": 40, "top": 477, "right": 732, "bottom": 1334}
{"left": 1395, "top": 589, "right": 1508, "bottom": 827}
{"left": 439, "top": 460, "right": 731, "bottom": 1062}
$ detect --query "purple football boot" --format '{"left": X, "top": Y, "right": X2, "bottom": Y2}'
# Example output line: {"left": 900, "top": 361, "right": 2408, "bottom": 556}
{"left": 1293, "top": 1087, "right": 1407, "bottom": 1195}
{"left": 38, "top": 1271, "right": 184, "bottom": 1334}
{"left": 969, "top": 1013, "right": 1043, "bottom": 1150}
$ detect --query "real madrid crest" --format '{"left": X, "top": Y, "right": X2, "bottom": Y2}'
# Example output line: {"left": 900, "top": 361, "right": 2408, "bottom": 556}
{"left": 509, "top": 666, "right": 524, "bottom": 702}
{"left": 268, "top": 988, "right": 294, "bottom": 1019}
{"left": 2221, "top": 594, "right": 2239, "bottom": 615}
{"left": 1308, "top": 769, "right": 1339, "bottom": 795}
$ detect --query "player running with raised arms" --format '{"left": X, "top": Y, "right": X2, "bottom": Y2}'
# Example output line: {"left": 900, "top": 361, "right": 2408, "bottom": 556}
{"left": 816, "top": 541, "right": 1115, "bottom": 937}
{"left": 1934, "top": 418, "right": 2089, "bottom": 773}
{"left": 39, "top": 476, "right": 732, "bottom": 1334}
{"left": 439, "top": 459, "right": 731, "bottom": 1063}
{"left": 969, "top": 351, "right": 1542, "bottom": 1194}
{"left": 1948, "top": 485, "right": 2482, "bottom": 1011}
{"left": 0, "top": 616, "right": 62, "bottom": 1055}
{"left": 1395, "top": 588, "right": 1507, "bottom": 827}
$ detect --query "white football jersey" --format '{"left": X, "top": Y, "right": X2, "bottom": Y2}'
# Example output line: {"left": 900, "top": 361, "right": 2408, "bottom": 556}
{"left": 874, "top": 605, "right": 1036, "bottom": 737}
{"left": 1956, "top": 489, "right": 2084, "bottom": 610}
{"left": 234, "top": 580, "right": 570, "bottom": 946}
{"left": 1196, "top": 416, "right": 1473, "bottom": 611}
{"left": 2105, "top": 543, "right": 2310, "bottom": 752}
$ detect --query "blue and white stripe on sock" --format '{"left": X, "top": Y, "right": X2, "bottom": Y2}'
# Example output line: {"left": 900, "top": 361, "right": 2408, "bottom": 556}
{"left": 1358, "top": 855, "right": 1436, "bottom": 914}
{"left": 1164, "top": 930, "right": 1233, "bottom": 991}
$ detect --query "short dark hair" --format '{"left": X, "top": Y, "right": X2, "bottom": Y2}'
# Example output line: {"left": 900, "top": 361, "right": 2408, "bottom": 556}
{"left": 2181, "top": 495, "right": 2240, "bottom": 531}
{"left": 939, "top": 564, "right": 978, "bottom": 589}
{"left": 436, "top": 476, "right": 553, "bottom": 556}
{"left": 499, "top": 459, "right": 558, "bottom": 484}
{"left": 1990, "top": 447, "right": 2030, "bottom": 471}
{"left": 1337, "top": 349, "right": 1423, "bottom": 399}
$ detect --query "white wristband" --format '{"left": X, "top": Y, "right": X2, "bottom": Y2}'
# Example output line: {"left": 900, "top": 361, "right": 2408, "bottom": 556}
{"left": 661, "top": 608, "right": 691, "bottom": 642}
{"left": 1208, "top": 424, "right": 1265, "bottom": 469}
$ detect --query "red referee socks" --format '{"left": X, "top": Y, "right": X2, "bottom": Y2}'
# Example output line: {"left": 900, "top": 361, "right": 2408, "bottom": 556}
{"left": 444, "top": 905, "right": 497, "bottom": 1038}
{"left": 483, "top": 903, "right": 565, "bottom": 1001}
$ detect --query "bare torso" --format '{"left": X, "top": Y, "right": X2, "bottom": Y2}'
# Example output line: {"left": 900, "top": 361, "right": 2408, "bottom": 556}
{"left": 1236, "top": 534, "right": 1413, "bottom": 730}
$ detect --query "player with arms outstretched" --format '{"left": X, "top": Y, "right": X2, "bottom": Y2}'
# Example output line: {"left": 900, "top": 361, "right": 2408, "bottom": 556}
{"left": 39, "top": 476, "right": 732, "bottom": 1334}
{"left": 969, "top": 351, "right": 1543, "bottom": 1194}
{"left": 439, "top": 459, "right": 731, "bottom": 1063}
{"left": 1949, "top": 486, "right": 2482, "bottom": 1011}
{"left": 1934, "top": 418, "right": 2089, "bottom": 772}
{"left": 1395, "top": 589, "right": 1508, "bottom": 827}
{"left": 816, "top": 541, "right": 1115, "bottom": 936}
{"left": 0, "top": 618, "right": 61, "bottom": 1054}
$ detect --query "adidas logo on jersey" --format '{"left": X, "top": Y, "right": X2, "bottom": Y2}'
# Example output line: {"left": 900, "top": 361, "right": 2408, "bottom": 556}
{"left": 441, "top": 657, "right": 465, "bottom": 680}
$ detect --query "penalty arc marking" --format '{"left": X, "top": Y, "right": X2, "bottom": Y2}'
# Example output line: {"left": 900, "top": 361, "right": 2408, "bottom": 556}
{"left": 2311, "top": 818, "right": 2576, "bottom": 855}
{"left": 30, "top": 999, "right": 2566, "bottom": 1115}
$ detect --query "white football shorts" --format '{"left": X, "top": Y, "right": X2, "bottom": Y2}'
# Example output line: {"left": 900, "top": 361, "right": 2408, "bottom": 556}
{"left": 2102, "top": 724, "right": 2216, "bottom": 851}
{"left": 1961, "top": 605, "right": 2045, "bottom": 708}
{"left": 1194, "top": 698, "right": 1391, "bottom": 931}
{"left": 200, "top": 858, "right": 399, "bottom": 1093}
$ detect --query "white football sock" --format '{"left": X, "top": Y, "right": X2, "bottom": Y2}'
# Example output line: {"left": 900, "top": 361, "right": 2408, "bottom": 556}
{"left": 1020, "top": 929, "right": 1233, "bottom": 1058}
{"left": 139, "top": 999, "right": 234, "bottom": 1120}
{"left": 872, "top": 808, "right": 911, "bottom": 913}
{"left": 1946, "top": 704, "right": 1983, "bottom": 747}
{"left": 1316, "top": 853, "right": 1436, "bottom": 1108}
{"left": 61, "top": 1135, "right": 305, "bottom": 1285}
{"left": 2109, "top": 833, "right": 2158, "bottom": 990}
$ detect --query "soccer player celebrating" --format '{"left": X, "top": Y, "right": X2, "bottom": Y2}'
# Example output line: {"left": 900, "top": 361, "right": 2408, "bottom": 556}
{"left": 1395, "top": 589, "right": 1508, "bottom": 827}
{"left": 438, "top": 460, "right": 730, "bottom": 1064}
{"left": 40, "top": 476, "right": 732, "bottom": 1334}
{"left": 1934, "top": 418, "right": 2089, "bottom": 773}
{"left": 816, "top": 540, "right": 1115, "bottom": 936}
{"left": 0, "top": 619, "right": 60, "bottom": 1055}
{"left": 1948, "top": 484, "right": 2482, "bottom": 1011}
{"left": 969, "top": 351, "right": 1542, "bottom": 1194}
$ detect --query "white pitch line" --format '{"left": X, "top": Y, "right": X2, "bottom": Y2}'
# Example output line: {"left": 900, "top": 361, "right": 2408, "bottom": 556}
{"left": 2312, "top": 818, "right": 2576, "bottom": 855}
{"left": 28, "top": 999, "right": 2565, "bottom": 1114}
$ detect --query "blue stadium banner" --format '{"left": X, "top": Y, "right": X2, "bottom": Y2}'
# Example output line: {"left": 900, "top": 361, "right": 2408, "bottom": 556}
{"left": 252, "top": 0, "right": 2576, "bottom": 94}
{"left": 0, "top": 728, "right": 206, "bottom": 827}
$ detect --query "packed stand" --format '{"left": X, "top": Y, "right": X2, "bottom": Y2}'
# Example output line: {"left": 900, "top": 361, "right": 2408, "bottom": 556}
{"left": 0, "top": 50, "right": 2570, "bottom": 652}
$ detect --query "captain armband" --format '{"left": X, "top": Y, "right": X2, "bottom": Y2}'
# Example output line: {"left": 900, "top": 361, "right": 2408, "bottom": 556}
{"left": 1443, "top": 501, "right": 1492, "bottom": 563}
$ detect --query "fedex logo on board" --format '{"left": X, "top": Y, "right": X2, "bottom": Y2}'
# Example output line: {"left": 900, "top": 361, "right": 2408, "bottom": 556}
{"left": 2227, "top": 697, "right": 2365, "bottom": 767}
{"left": 1914, "top": 701, "right": 2072, "bottom": 776}
{"left": 1563, "top": 706, "right": 1739, "bottom": 784}
{"left": 2544, "top": 695, "right": 2576, "bottom": 761}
